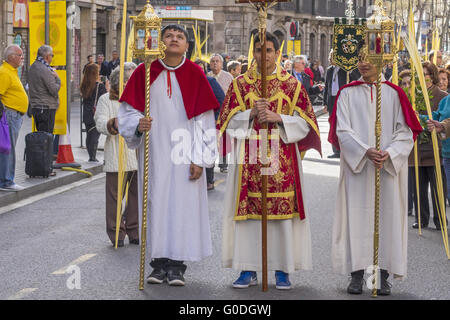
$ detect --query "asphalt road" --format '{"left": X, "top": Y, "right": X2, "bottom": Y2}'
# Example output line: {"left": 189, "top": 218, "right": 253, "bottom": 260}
{"left": 0, "top": 159, "right": 449, "bottom": 301}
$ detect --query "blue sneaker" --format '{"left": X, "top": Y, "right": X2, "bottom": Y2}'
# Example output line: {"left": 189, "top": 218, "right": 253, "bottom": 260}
{"left": 275, "top": 270, "right": 291, "bottom": 290}
{"left": 232, "top": 271, "right": 258, "bottom": 288}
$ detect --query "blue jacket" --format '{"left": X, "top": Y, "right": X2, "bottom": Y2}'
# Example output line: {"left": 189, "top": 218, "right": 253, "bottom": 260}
{"left": 422, "top": 96, "right": 450, "bottom": 158}
{"left": 207, "top": 76, "right": 225, "bottom": 120}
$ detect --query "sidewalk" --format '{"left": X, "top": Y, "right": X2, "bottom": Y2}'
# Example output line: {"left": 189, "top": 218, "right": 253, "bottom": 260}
{"left": 0, "top": 99, "right": 105, "bottom": 208}
{"left": 0, "top": 102, "right": 337, "bottom": 209}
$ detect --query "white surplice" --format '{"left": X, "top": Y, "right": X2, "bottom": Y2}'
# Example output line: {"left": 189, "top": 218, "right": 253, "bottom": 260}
{"left": 118, "top": 59, "right": 217, "bottom": 261}
{"left": 332, "top": 78, "right": 414, "bottom": 278}
{"left": 222, "top": 110, "right": 314, "bottom": 273}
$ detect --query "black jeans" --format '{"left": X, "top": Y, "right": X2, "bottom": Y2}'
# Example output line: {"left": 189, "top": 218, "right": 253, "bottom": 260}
{"left": 150, "top": 258, "right": 187, "bottom": 274}
{"left": 206, "top": 166, "right": 214, "bottom": 184}
{"left": 32, "top": 107, "right": 56, "bottom": 134}
{"left": 414, "top": 166, "right": 448, "bottom": 227}
{"left": 85, "top": 122, "right": 100, "bottom": 161}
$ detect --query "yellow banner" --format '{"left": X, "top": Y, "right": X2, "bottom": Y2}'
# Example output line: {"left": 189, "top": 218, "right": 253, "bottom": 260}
{"left": 29, "top": 1, "right": 67, "bottom": 67}
{"left": 287, "top": 40, "right": 294, "bottom": 57}
{"left": 294, "top": 40, "right": 301, "bottom": 56}
{"left": 30, "top": 1, "right": 67, "bottom": 135}
{"left": 54, "top": 70, "right": 67, "bottom": 135}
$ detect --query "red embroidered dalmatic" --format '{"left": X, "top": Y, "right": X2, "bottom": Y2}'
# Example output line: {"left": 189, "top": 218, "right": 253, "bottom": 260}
{"left": 217, "top": 66, "right": 321, "bottom": 221}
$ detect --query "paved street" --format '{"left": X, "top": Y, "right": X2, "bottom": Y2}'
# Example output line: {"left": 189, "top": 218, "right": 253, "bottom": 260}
{"left": 1, "top": 113, "right": 449, "bottom": 301}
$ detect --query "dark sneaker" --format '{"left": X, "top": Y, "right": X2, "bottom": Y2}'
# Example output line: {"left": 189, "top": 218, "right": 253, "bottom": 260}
{"left": 167, "top": 269, "right": 185, "bottom": 286}
{"left": 275, "top": 270, "right": 291, "bottom": 290}
{"left": 129, "top": 238, "right": 139, "bottom": 245}
{"left": 347, "top": 271, "right": 364, "bottom": 294}
{"left": 147, "top": 269, "right": 167, "bottom": 284}
{"left": 232, "top": 271, "right": 257, "bottom": 288}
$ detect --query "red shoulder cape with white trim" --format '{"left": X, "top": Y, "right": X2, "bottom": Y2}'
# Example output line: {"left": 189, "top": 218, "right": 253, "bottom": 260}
{"left": 328, "top": 80, "right": 423, "bottom": 150}
{"left": 119, "top": 59, "right": 220, "bottom": 119}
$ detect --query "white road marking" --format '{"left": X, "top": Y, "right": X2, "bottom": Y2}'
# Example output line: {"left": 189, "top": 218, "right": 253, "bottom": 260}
{"left": 7, "top": 288, "right": 38, "bottom": 300}
{"left": 0, "top": 173, "right": 106, "bottom": 216}
{"left": 52, "top": 253, "right": 97, "bottom": 275}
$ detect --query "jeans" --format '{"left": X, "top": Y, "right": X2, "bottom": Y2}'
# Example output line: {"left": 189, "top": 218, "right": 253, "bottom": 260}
{"left": 444, "top": 158, "right": 450, "bottom": 201}
{"left": 84, "top": 122, "right": 100, "bottom": 160}
{"left": 0, "top": 108, "right": 23, "bottom": 187}
{"left": 206, "top": 166, "right": 214, "bottom": 184}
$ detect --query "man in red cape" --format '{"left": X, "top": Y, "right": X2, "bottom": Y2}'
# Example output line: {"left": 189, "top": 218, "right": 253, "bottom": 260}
{"left": 328, "top": 45, "right": 422, "bottom": 296}
{"left": 218, "top": 32, "right": 321, "bottom": 290}
{"left": 118, "top": 25, "right": 219, "bottom": 287}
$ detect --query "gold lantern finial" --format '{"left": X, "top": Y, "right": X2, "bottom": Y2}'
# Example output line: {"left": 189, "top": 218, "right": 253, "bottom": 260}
{"left": 363, "top": 0, "right": 396, "bottom": 68}
{"left": 130, "top": 2, "right": 166, "bottom": 61}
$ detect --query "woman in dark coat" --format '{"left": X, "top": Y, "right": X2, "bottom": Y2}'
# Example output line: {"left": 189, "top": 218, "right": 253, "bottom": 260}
{"left": 80, "top": 63, "right": 107, "bottom": 162}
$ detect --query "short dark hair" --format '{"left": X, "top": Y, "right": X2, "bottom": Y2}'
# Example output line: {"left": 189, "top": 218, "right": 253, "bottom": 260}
{"left": 253, "top": 32, "right": 280, "bottom": 52}
{"left": 162, "top": 24, "right": 189, "bottom": 41}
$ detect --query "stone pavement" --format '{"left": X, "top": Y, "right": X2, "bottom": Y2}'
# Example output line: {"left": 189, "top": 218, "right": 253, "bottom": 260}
{"left": 0, "top": 101, "right": 334, "bottom": 209}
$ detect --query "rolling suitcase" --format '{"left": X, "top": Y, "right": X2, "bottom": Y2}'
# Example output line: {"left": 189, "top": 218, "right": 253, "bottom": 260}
{"left": 25, "top": 131, "right": 53, "bottom": 178}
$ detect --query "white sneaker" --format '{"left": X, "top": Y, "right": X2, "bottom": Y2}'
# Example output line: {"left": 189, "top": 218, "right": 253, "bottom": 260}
{"left": 0, "top": 183, "right": 24, "bottom": 192}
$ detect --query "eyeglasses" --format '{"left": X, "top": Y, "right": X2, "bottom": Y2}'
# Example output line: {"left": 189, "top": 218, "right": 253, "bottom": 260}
{"left": 12, "top": 53, "right": 23, "bottom": 57}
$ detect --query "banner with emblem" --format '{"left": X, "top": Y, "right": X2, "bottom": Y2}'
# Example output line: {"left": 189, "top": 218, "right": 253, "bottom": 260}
{"left": 332, "top": 22, "right": 366, "bottom": 72}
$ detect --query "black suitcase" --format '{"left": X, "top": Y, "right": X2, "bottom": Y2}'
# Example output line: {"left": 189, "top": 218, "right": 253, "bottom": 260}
{"left": 25, "top": 131, "right": 53, "bottom": 178}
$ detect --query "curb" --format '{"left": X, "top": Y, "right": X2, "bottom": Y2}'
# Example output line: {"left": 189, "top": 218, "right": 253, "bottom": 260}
{"left": 0, "top": 164, "right": 104, "bottom": 209}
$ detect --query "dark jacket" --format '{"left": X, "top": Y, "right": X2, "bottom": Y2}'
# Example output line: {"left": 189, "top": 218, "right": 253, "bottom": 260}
{"left": 207, "top": 76, "right": 225, "bottom": 120}
{"left": 323, "top": 66, "right": 360, "bottom": 112}
{"left": 98, "top": 61, "right": 111, "bottom": 78}
{"left": 82, "top": 82, "right": 107, "bottom": 126}
{"left": 27, "top": 60, "right": 61, "bottom": 109}
{"left": 290, "top": 70, "right": 321, "bottom": 97}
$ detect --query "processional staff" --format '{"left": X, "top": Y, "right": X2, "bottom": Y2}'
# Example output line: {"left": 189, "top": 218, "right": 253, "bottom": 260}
{"left": 235, "top": 0, "right": 287, "bottom": 292}
{"left": 129, "top": 1, "right": 167, "bottom": 290}
{"left": 363, "top": 0, "right": 397, "bottom": 297}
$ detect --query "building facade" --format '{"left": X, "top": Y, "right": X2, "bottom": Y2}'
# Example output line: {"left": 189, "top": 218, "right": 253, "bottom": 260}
{"left": 1, "top": 0, "right": 373, "bottom": 98}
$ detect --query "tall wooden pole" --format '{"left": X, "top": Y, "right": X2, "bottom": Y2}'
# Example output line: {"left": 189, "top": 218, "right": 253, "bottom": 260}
{"left": 372, "top": 68, "right": 382, "bottom": 298}
{"left": 260, "top": 24, "right": 268, "bottom": 293}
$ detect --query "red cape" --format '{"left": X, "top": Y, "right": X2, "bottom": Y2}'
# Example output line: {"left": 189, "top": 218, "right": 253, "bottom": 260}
{"left": 119, "top": 59, "right": 220, "bottom": 119}
{"left": 328, "top": 80, "right": 423, "bottom": 150}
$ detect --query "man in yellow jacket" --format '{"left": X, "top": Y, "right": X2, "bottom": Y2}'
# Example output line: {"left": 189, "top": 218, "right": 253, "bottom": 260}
{"left": 0, "top": 45, "right": 29, "bottom": 191}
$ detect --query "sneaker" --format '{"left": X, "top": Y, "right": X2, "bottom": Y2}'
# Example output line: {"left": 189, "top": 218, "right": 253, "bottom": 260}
{"left": 347, "top": 270, "right": 364, "bottom": 294}
{"left": 167, "top": 269, "right": 185, "bottom": 286}
{"left": 0, "top": 183, "right": 24, "bottom": 192}
{"left": 147, "top": 268, "right": 167, "bottom": 284}
{"left": 207, "top": 183, "right": 215, "bottom": 191}
{"left": 275, "top": 270, "right": 291, "bottom": 290}
{"left": 232, "top": 271, "right": 257, "bottom": 288}
{"left": 220, "top": 167, "right": 228, "bottom": 173}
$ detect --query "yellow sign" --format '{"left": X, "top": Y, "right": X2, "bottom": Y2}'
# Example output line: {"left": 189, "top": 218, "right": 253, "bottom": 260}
{"left": 30, "top": 1, "right": 67, "bottom": 135}
{"left": 287, "top": 40, "right": 294, "bottom": 57}
{"left": 54, "top": 70, "right": 67, "bottom": 135}
{"left": 29, "top": 1, "right": 66, "bottom": 66}
{"left": 294, "top": 40, "right": 301, "bottom": 56}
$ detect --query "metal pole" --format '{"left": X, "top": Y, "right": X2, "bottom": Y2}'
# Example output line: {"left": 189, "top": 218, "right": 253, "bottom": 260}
{"left": 45, "top": 0, "right": 50, "bottom": 45}
{"left": 66, "top": 1, "right": 74, "bottom": 131}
